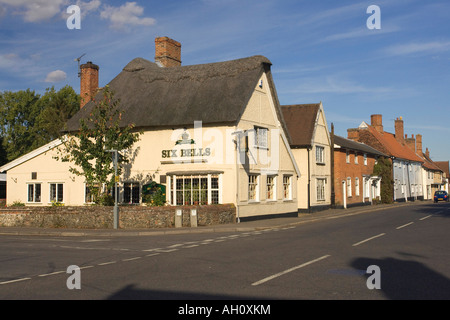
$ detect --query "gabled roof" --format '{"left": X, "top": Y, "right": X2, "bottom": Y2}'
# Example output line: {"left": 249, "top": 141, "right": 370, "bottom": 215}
{"left": 333, "top": 135, "right": 387, "bottom": 157}
{"left": 434, "top": 161, "right": 449, "bottom": 176}
{"left": 281, "top": 103, "right": 321, "bottom": 147}
{"left": 66, "top": 55, "right": 274, "bottom": 131}
{"left": 0, "top": 138, "right": 63, "bottom": 173}
{"left": 363, "top": 125, "right": 424, "bottom": 163}
{"left": 420, "top": 153, "right": 443, "bottom": 172}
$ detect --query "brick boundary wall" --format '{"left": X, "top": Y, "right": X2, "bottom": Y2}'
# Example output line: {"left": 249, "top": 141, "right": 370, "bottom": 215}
{"left": 0, "top": 204, "right": 236, "bottom": 229}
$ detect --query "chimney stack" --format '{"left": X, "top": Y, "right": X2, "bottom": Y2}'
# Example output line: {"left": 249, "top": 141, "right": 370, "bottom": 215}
{"left": 80, "top": 61, "right": 99, "bottom": 109}
{"left": 405, "top": 134, "right": 416, "bottom": 153}
{"left": 426, "top": 147, "right": 430, "bottom": 158}
{"left": 371, "top": 114, "right": 383, "bottom": 133}
{"left": 155, "top": 37, "right": 181, "bottom": 67}
{"left": 416, "top": 134, "right": 423, "bottom": 155}
{"left": 395, "top": 117, "right": 404, "bottom": 144}
{"left": 347, "top": 128, "right": 360, "bottom": 141}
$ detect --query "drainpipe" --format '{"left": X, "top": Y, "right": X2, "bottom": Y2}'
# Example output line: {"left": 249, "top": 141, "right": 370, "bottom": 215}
{"left": 307, "top": 147, "right": 311, "bottom": 212}
{"left": 330, "top": 123, "right": 335, "bottom": 207}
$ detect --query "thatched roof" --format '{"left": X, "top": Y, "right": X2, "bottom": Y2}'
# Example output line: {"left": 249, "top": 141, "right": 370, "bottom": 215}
{"left": 65, "top": 55, "right": 277, "bottom": 132}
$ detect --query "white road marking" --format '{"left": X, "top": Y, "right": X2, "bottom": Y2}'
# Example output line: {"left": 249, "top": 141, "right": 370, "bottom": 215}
{"left": 122, "top": 257, "right": 142, "bottom": 262}
{"left": 97, "top": 261, "right": 117, "bottom": 266}
{"left": 38, "top": 271, "right": 65, "bottom": 277}
{"left": 420, "top": 215, "right": 432, "bottom": 221}
{"left": 145, "top": 253, "right": 160, "bottom": 257}
{"left": 79, "top": 265, "right": 94, "bottom": 270}
{"left": 0, "top": 277, "right": 31, "bottom": 285}
{"left": 396, "top": 222, "right": 414, "bottom": 229}
{"left": 252, "top": 255, "right": 331, "bottom": 286}
{"left": 352, "top": 233, "right": 386, "bottom": 247}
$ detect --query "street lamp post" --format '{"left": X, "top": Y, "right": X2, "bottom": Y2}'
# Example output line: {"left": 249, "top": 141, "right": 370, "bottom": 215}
{"left": 106, "top": 149, "right": 119, "bottom": 229}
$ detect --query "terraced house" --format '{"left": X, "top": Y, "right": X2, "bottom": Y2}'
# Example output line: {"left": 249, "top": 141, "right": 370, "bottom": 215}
{"left": 0, "top": 37, "right": 301, "bottom": 221}
{"left": 332, "top": 134, "right": 387, "bottom": 208}
{"left": 348, "top": 114, "right": 437, "bottom": 202}
{"left": 281, "top": 103, "right": 332, "bottom": 212}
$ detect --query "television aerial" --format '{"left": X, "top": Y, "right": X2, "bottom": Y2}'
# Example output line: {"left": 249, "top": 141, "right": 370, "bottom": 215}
{"left": 74, "top": 53, "right": 86, "bottom": 78}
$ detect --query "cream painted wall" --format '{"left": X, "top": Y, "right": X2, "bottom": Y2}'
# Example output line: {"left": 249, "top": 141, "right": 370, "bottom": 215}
{"left": 291, "top": 106, "right": 331, "bottom": 210}
{"left": 4, "top": 71, "right": 299, "bottom": 218}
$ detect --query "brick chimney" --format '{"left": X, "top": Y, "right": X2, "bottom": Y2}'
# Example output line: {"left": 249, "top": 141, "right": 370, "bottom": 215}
{"left": 395, "top": 117, "right": 404, "bottom": 144}
{"left": 405, "top": 134, "right": 416, "bottom": 153}
{"left": 416, "top": 134, "right": 423, "bottom": 155}
{"left": 425, "top": 147, "right": 430, "bottom": 158}
{"left": 155, "top": 37, "right": 181, "bottom": 67}
{"left": 80, "top": 61, "right": 99, "bottom": 109}
{"left": 371, "top": 114, "right": 383, "bottom": 133}
{"left": 347, "top": 128, "right": 360, "bottom": 141}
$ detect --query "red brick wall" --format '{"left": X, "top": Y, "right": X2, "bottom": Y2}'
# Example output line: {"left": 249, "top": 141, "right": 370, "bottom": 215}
{"left": 155, "top": 37, "right": 181, "bottom": 67}
{"left": 80, "top": 62, "right": 99, "bottom": 109}
{"left": 334, "top": 149, "right": 378, "bottom": 206}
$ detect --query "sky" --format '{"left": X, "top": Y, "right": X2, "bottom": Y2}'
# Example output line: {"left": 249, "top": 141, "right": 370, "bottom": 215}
{"left": 0, "top": 0, "right": 449, "bottom": 161}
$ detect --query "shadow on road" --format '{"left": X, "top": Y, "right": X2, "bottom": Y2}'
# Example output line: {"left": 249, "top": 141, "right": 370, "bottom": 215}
{"left": 351, "top": 256, "right": 450, "bottom": 300}
{"left": 107, "top": 284, "right": 267, "bottom": 300}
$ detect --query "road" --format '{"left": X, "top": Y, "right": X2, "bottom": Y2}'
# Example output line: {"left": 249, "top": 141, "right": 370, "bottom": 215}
{"left": 1, "top": 201, "right": 449, "bottom": 301}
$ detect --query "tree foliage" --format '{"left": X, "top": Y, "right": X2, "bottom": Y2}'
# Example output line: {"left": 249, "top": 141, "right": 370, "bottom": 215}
{"left": 0, "top": 86, "right": 79, "bottom": 165}
{"left": 56, "top": 86, "right": 142, "bottom": 202}
{"left": 372, "top": 157, "right": 394, "bottom": 204}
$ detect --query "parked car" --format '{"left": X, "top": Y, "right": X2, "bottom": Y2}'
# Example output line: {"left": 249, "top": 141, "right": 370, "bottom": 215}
{"left": 434, "top": 190, "right": 449, "bottom": 203}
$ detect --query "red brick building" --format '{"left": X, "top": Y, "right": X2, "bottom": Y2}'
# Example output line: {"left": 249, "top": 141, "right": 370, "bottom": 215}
{"left": 332, "top": 135, "right": 387, "bottom": 208}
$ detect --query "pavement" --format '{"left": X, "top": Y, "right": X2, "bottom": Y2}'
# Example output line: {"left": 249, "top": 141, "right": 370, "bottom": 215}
{"left": 0, "top": 201, "right": 422, "bottom": 237}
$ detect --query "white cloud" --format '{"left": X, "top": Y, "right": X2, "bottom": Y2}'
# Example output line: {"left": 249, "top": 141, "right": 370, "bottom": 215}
{"left": 100, "top": 2, "right": 156, "bottom": 30}
{"left": 384, "top": 41, "right": 450, "bottom": 56}
{"left": 45, "top": 70, "right": 67, "bottom": 82}
{"left": 0, "top": 0, "right": 67, "bottom": 22}
{"left": 0, "top": 53, "right": 20, "bottom": 68}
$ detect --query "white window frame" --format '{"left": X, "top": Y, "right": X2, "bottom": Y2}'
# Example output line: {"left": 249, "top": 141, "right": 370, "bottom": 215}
{"left": 364, "top": 153, "right": 368, "bottom": 166}
{"left": 347, "top": 177, "right": 352, "bottom": 197}
{"left": 248, "top": 174, "right": 260, "bottom": 202}
{"left": 283, "top": 175, "right": 292, "bottom": 200}
{"left": 346, "top": 151, "right": 350, "bottom": 163}
{"left": 316, "top": 178, "right": 326, "bottom": 201}
{"left": 49, "top": 183, "right": 64, "bottom": 203}
{"left": 85, "top": 184, "right": 95, "bottom": 204}
{"left": 27, "top": 183, "right": 42, "bottom": 203}
{"left": 254, "top": 126, "right": 268, "bottom": 149}
{"left": 169, "top": 174, "right": 222, "bottom": 206}
{"left": 315, "top": 146, "right": 325, "bottom": 164}
{"left": 355, "top": 178, "right": 360, "bottom": 197}
{"left": 123, "top": 182, "right": 140, "bottom": 204}
{"left": 266, "top": 175, "right": 276, "bottom": 201}
{"left": 354, "top": 152, "right": 358, "bottom": 164}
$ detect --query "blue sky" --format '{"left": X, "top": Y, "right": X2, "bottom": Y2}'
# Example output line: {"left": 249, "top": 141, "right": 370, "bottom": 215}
{"left": 1, "top": 0, "right": 449, "bottom": 161}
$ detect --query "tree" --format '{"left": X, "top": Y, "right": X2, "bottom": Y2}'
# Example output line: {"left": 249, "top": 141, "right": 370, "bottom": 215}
{"left": 36, "top": 86, "right": 80, "bottom": 142}
{"left": 0, "top": 89, "right": 43, "bottom": 161}
{"left": 0, "top": 86, "right": 80, "bottom": 163}
{"left": 372, "top": 157, "right": 394, "bottom": 204}
{"left": 56, "top": 86, "right": 142, "bottom": 203}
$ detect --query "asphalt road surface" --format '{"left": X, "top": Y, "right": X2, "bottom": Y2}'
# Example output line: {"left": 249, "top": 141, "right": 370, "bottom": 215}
{"left": 1, "top": 201, "right": 449, "bottom": 302}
